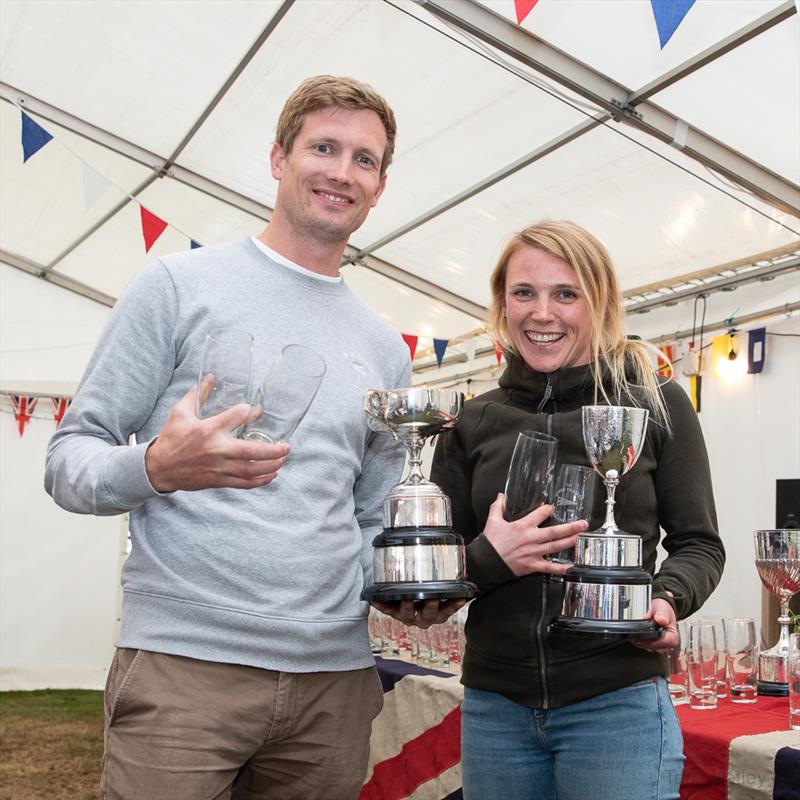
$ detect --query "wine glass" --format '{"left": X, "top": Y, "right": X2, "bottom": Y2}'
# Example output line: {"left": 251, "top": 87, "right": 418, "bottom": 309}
{"left": 241, "top": 344, "right": 326, "bottom": 443}
{"left": 503, "top": 431, "right": 558, "bottom": 522}
{"left": 196, "top": 328, "right": 253, "bottom": 419}
{"left": 550, "top": 464, "right": 597, "bottom": 563}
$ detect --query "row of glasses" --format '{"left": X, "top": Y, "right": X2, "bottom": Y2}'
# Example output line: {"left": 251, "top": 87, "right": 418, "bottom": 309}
{"left": 669, "top": 617, "right": 759, "bottom": 709}
{"left": 197, "top": 328, "right": 326, "bottom": 443}
{"left": 367, "top": 606, "right": 468, "bottom": 672}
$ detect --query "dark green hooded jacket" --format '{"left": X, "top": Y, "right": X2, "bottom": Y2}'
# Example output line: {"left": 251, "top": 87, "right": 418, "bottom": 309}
{"left": 430, "top": 354, "right": 724, "bottom": 709}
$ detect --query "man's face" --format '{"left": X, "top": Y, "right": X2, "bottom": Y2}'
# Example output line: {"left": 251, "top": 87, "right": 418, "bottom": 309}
{"left": 270, "top": 106, "right": 388, "bottom": 245}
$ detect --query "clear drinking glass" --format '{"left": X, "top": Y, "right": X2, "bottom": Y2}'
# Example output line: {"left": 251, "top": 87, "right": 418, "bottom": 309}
{"left": 726, "top": 617, "right": 758, "bottom": 704}
{"left": 687, "top": 621, "right": 719, "bottom": 710}
{"left": 668, "top": 620, "right": 689, "bottom": 703}
{"left": 698, "top": 615, "right": 728, "bottom": 698}
{"left": 550, "top": 464, "right": 597, "bottom": 562}
{"left": 503, "top": 431, "right": 558, "bottom": 522}
{"left": 789, "top": 633, "right": 800, "bottom": 730}
{"left": 196, "top": 328, "right": 254, "bottom": 418}
{"left": 241, "top": 344, "right": 326, "bottom": 443}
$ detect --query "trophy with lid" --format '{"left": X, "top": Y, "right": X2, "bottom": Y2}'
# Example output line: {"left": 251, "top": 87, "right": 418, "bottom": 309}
{"left": 551, "top": 405, "right": 661, "bottom": 639}
{"left": 361, "top": 388, "right": 477, "bottom": 603}
{"left": 754, "top": 529, "right": 800, "bottom": 695}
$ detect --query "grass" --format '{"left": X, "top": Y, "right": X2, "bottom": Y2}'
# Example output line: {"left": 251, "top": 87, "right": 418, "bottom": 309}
{"left": 0, "top": 690, "right": 104, "bottom": 800}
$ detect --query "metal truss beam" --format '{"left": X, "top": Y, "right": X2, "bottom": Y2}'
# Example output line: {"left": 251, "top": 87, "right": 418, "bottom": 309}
{"left": 1, "top": 249, "right": 116, "bottom": 307}
{"left": 421, "top": 0, "right": 800, "bottom": 217}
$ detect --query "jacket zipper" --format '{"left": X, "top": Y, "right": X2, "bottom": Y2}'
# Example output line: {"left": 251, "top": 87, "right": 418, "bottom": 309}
{"left": 533, "top": 390, "right": 554, "bottom": 708}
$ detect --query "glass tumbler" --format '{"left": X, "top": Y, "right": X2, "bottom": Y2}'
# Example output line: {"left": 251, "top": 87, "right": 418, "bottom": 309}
{"left": 687, "top": 621, "right": 718, "bottom": 710}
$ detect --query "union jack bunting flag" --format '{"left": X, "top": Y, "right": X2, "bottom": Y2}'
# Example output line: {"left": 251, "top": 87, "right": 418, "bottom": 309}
{"left": 51, "top": 397, "right": 71, "bottom": 427}
{"left": 10, "top": 396, "right": 38, "bottom": 437}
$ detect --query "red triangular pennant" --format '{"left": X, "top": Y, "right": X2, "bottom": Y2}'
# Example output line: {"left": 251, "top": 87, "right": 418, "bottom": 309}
{"left": 514, "top": 0, "right": 540, "bottom": 25}
{"left": 401, "top": 334, "right": 418, "bottom": 361}
{"left": 494, "top": 340, "right": 505, "bottom": 365}
{"left": 51, "top": 397, "right": 71, "bottom": 427}
{"left": 11, "top": 396, "right": 38, "bottom": 436}
{"left": 140, "top": 206, "right": 168, "bottom": 253}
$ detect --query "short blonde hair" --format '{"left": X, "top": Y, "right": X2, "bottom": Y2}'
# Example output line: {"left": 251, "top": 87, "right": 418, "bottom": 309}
{"left": 276, "top": 75, "right": 397, "bottom": 176}
{"left": 488, "top": 220, "right": 669, "bottom": 424}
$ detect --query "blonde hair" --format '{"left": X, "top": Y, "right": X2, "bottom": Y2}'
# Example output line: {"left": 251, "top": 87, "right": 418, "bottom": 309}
{"left": 488, "top": 220, "right": 669, "bottom": 425}
{"left": 276, "top": 75, "right": 397, "bottom": 176}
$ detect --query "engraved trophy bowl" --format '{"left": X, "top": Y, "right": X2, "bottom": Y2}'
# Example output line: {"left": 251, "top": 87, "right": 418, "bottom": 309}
{"left": 754, "top": 529, "right": 800, "bottom": 695}
{"left": 361, "top": 388, "right": 477, "bottom": 603}
{"left": 551, "top": 405, "right": 660, "bottom": 639}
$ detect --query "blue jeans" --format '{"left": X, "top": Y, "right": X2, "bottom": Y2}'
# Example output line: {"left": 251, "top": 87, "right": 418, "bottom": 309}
{"left": 460, "top": 678, "right": 684, "bottom": 800}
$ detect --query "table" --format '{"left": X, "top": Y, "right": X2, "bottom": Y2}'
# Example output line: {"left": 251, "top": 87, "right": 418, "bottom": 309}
{"left": 361, "top": 657, "right": 800, "bottom": 800}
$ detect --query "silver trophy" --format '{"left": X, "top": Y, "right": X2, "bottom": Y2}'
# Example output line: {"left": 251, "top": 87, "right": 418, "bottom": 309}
{"left": 754, "top": 529, "right": 800, "bottom": 695}
{"left": 552, "top": 405, "right": 660, "bottom": 639}
{"left": 361, "top": 388, "right": 477, "bottom": 603}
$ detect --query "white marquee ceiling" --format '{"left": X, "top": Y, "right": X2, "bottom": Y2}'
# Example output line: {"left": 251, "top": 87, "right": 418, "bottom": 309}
{"left": 1, "top": 0, "right": 798, "bottom": 370}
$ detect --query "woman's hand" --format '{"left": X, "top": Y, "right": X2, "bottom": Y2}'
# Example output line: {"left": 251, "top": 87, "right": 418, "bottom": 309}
{"left": 631, "top": 598, "right": 678, "bottom": 652}
{"left": 483, "top": 493, "right": 587, "bottom": 577}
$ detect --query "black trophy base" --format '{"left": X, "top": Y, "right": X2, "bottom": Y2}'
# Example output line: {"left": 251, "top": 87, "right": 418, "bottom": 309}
{"left": 757, "top": 679, "right": 789, "bottom": 697}
{"left": 550, "top": 616, "right": 662, "bottom": 640}
{"left": 362, "top": 580, "right": 477, "bottom": 603}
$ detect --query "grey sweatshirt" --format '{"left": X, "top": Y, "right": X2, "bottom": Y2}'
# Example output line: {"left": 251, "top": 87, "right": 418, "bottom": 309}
{"left": 45, "top": 238, "right": 410, "bottom": 672}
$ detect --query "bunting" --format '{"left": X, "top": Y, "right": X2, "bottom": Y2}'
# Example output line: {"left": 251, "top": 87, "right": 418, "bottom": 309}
{"left": 433, "top": 338, "right": 449, "bottom": 368}
{"left": 190, "top": 240, "right": 203, "bottom": 249}
{"left": 140, "top": 206, "right": 169, "bottom": 253}
{"left": 747, "top": 328, "right": 766, "bottom": 374}
{"left": 657, "top": 345, "right": 674, "bottom": 379}
{"left": 650, "top": 0, "right": 696, "bottom": 48}
{"left": 20, "top": 111, "right": 53, "bottom": 163}
{"left": 494, "top": 340, "right": 504, "bottom": 366}
{"left": 51, "top": 397, "right": 71, "bottom": 427}
{"left": 514, "top": 0, "right": 540, "bottom": 25}
{"left": 689, "top": 375, "right": 701, "bottom": 413}
{"left": 462, "top": 340, "right": 477, "bottom": 363}
{"left": 401, "top": 334, "right": 418, "bottom": 361}
{"left": 10, "top": 396, "right": 38, "bottom": 436}
{"left": 82, "top": 162, "right": 113, "bottom": 211}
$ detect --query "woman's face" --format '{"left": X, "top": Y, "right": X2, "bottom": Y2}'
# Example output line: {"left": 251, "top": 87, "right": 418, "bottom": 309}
{"left": 503, "top": 245, "right": 593, "bottom": 373}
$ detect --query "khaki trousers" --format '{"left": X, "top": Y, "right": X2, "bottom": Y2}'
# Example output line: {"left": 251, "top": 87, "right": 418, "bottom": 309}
{"left": 101, "top": 648, "right": 384, "bottom": 800}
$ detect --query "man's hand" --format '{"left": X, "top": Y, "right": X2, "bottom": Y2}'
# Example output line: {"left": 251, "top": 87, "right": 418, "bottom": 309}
{"left": 145, "top": 384, "right": 289, "bottom": 493}
{"left": 483, "top": 494, "right": 587, "bottom": 577}
{"left": 371, "top": 599, "right": 466, "bottom": 630}
{"left": 631, "top": 597, "right": 678, "bottom": 652}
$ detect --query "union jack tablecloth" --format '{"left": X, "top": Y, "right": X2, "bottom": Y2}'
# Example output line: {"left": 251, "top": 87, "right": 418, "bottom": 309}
{"left": 362, "top": 658, "right": 800, "bottom": 800}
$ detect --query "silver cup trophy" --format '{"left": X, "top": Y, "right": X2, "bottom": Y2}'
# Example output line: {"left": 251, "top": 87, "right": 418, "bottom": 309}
{"left": 551, "top": 405, "right": 660, "bottom": 639}
{"left": 754, "top": 529, "right": 800, "bottom": 695}
{"left": 361, "top": 388, "right": 477, "bottom": 603}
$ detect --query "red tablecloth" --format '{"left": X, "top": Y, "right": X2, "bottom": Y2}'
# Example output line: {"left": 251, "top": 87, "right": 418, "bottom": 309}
{"left": 365, "top": 658, "right": 800, "bottom": 800}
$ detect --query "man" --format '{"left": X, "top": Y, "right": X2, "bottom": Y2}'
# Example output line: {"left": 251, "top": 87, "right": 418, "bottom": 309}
{"left": 46, "top": 75, "right": 424, "bottom": 800}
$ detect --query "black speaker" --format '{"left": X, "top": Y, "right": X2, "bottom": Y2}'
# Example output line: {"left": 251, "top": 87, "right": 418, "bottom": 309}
{"left": 776, "top": 478, "right": 800, "bottom": 529}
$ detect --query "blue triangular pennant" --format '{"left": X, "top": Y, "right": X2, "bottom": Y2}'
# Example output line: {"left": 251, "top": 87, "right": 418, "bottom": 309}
{"left": 190, "top": 239, "right": 203, "bottom": 249}
{"left": 21, "top": 111, "right": 54, "bottom": 163}
{"left": 433, "top": 338, "right": 449, "bottom": 368}
{"left": 650, "top": 0, "right": 695, "bottom": 49}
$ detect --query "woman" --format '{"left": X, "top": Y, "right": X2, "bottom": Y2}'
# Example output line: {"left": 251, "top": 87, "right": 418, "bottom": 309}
{"left": 430, "top": 220, "right": 724, "bottom": 800}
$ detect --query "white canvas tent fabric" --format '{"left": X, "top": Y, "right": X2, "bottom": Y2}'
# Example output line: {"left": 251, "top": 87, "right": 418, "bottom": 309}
{"left": 1, "top": 0, "right": 798, "bottom": 362}
{"left": 0, "top": 0, "right": 799, "bottom": 692}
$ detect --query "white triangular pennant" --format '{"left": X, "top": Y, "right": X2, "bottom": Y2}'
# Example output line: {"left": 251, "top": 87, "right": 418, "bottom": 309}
{"left": 82, "top": 162, "right": 112, "bottom": 211}
{"left": 462, "top": 339, "right": 477, "bottom": 363}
